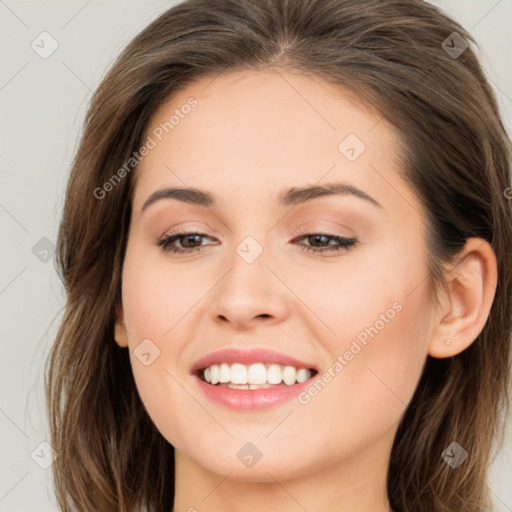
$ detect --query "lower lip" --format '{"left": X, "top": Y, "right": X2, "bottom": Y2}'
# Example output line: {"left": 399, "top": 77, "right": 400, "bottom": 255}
{"left": 193, "top": 375, "right": 314, "bottom": 410}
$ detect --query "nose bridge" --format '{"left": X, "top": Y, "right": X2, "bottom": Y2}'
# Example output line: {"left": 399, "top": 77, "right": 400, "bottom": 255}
{"left": 224, "top": 232, "right": 272, "bottom": 300}
{"left": 210, "top": 230, "right": 288, "bottom": 326}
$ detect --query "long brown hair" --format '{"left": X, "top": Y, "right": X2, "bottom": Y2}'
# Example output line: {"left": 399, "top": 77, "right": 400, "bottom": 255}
{"left": 45, "top": 0, "right": 512, "bottom": 510}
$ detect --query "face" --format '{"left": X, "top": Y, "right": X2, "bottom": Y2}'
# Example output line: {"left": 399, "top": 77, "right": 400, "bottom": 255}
{"left": 115, "top": 69, "right": 436, "bottom": 482}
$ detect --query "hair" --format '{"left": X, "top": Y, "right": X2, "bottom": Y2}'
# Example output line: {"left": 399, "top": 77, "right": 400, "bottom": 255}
{"left": 45, "top": 0, "right": 512, "bottom": 510}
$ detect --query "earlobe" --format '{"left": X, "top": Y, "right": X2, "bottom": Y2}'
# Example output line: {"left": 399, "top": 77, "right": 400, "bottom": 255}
{"left": 114, "top": 304, "right": 129, "bottom": 348}
{"left": 428, "top": 238, "right": 497, "bottom": 359}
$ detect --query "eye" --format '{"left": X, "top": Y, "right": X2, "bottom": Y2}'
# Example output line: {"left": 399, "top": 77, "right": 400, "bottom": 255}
{"left": 155, "top": 230, "right": 217, "bottom": 254}
{"left": 291, "top": 232, "right": 358, "bottom": 254}
{"left": 155, "top": 230, "right": 358, "bottom": 255}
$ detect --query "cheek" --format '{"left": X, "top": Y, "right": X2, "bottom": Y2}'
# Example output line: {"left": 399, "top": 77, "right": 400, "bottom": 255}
{"left": 291, "top": 288, "right": 430, "bottom": 467}
{"left": 120, "top": 246, "right": 208, "bottom": 443}
{"left": 121, "top": 247, "right": 203, "bottom": 339}
{"left": 286, "top": 232, "right": 426, "bottom": 346}
{"left": 297, "top": 239, "right": 431, "bottom": 434}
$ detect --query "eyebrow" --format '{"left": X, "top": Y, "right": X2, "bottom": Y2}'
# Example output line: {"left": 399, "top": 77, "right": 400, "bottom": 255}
{"left": 140, "top": 181, "right": 383, "bottom": 212}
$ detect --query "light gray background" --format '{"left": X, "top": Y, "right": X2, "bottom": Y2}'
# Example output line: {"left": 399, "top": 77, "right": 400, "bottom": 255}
{"left": 1, "top": 1, "right": 511, "bottom": 511}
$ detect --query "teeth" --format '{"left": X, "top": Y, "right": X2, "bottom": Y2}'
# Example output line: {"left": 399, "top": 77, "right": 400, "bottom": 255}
{"left": 201, "top": 363, "right": 312, "bottom": 386}
{"left": 296, "top": 368, "right": 311, "bottom": 383}
{"left": 282, "top": 366, "right": 296, "bottom": 385}
{"left": 227, "top": 383, "right": 273, "bottom": 390}
{"left": 248, "top": 363, "right": 267, "bottom": 384}
{"left": 230, "top": 363, "right": 247, "bottom": 384}
{"left": 210, "top": 364, "right": 219, "bottom": 385}
{"left": 267, "top": 364, "right": 282, "bottom": 384}
{"left": 219, "top": 363, "right": 230, "bottom": 383}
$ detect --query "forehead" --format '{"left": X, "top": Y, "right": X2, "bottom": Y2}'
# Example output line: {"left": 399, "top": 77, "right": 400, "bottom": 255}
{"left": 132, "top": 68, "right": 413, "bottom": 215}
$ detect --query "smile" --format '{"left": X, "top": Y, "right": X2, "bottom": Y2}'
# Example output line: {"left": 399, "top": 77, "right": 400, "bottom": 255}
{"left": 199, "top": 362, "right": 315, "bottom": 388}
{"left": 190, "top": 348, "right": 319, "bottom": 410}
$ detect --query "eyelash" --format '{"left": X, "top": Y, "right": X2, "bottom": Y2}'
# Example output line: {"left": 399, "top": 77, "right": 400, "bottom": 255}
{"left": 155, "top": 229, "right": 358, "bottom": 255}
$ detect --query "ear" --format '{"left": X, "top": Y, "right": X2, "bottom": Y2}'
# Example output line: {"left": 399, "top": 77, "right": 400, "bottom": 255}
{"left": 114, "top": 303, "right": 129, "bottom": 348}
{"left": 428, "top": 237, "right": 497, "bottom": 358}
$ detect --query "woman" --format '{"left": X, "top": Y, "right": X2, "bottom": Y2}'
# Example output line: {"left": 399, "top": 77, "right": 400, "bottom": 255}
{"left": 46, "top": 0, "right": 512, "bottom": 510}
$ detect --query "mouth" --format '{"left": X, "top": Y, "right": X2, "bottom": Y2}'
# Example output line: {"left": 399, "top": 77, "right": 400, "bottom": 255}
{"left": 190, "top": 348, "right": 319, "bottom": 410}
{"left": 194, "top": 362, "right": 318, "bottom": 389}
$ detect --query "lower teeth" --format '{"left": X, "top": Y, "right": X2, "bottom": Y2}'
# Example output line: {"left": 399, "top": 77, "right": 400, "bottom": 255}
{"left": 217, "top": 382, "right": 286, "bottom": 390}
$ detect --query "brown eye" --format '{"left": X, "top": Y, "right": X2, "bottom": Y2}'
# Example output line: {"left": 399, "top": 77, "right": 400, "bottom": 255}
{"left": 156, "top": 231, "right": 215, "bottom": 254}
{"left": 292, "top": 233, "right": 358, "bottom": 255}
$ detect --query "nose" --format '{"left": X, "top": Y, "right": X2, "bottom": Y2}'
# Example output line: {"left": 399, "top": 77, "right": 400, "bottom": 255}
{"left": 209, "top": 242, "right": 290, "bottom": 330}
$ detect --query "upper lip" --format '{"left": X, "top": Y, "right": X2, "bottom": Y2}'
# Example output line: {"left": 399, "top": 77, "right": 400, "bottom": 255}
{"left": 190, "top": 347, "right": 319, "bottom": 374}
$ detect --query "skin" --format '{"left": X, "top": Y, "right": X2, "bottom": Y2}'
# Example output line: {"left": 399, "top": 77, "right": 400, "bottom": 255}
{"left": 114, "top": 68, "right": 497, "bottom": 512}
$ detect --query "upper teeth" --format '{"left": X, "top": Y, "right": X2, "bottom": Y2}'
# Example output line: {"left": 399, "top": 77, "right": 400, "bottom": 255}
{"left": 203, "top": 363, "right": 312, "bottom": 386}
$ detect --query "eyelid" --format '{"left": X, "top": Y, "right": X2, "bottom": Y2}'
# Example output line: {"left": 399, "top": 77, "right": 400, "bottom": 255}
{"left": 158, "top": 222, "right": 218, "bottom": 237}
{"left": 293, "top": 221, "right": 355, "bottom": 238}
